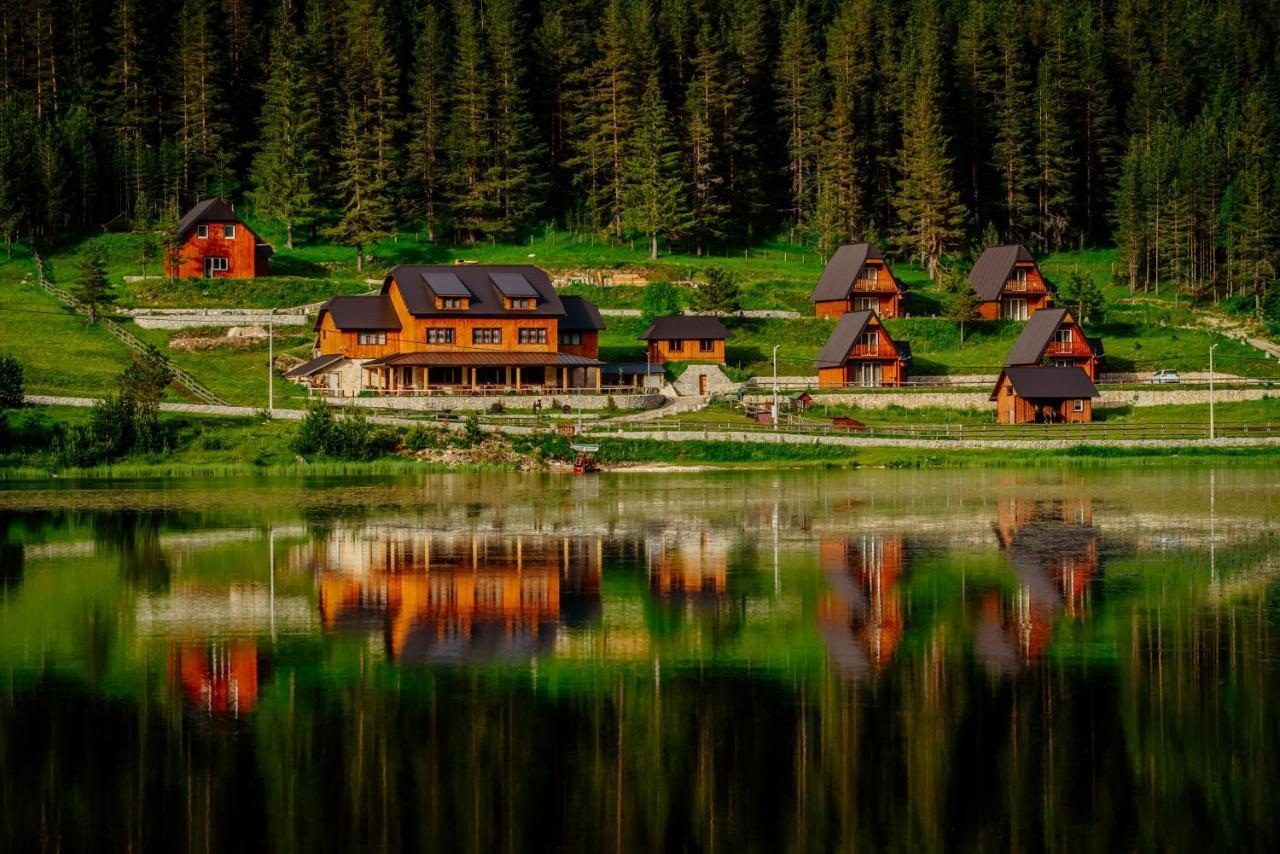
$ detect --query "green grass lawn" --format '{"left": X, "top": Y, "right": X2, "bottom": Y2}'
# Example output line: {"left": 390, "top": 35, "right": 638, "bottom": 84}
{"left": 0, "top": 249, "right": 134, "bottom": 396}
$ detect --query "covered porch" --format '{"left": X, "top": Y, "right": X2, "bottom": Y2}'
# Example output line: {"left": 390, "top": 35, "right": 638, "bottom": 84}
{"left": 360, "top": 351, "right": 605, "bottom": 395}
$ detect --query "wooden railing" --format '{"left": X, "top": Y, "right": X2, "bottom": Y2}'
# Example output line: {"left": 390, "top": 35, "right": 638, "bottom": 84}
{"left": 31, "top": 250, "right": 229, "bottom": 406}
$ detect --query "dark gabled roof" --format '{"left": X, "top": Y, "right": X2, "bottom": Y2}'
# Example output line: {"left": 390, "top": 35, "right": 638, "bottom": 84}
{"left": 559, "top": 295, "right": 605, "bottom": 331}
{"left": 175, "top": 198, "right": 242, "bottom": 236}
{"left": 815, "top": 311, "right": 873, "bottom": 368}
{"left": 385, "top": 265, "right": 565, "bottom": 318}
{"left": 640, "top": 315, "right": 730, "bottom": 341}
{"left": 809, "top": 243, "right": 900, "bottom": 302}
{"left": 990, "top": 366, "right": 1099, "bottom": 401}
{"left": 316, "top": 295, "right": 402, "bottom": 331}
{"left": 1004, "top": 307, "right": 1071, "bottom": 366}
{"left": 285, "top": 353, "right": 345, "bottom": 378}
{"left": 255, "top": 243, "right": 274, "bottom": 259}
{"left": 813, "top": 310, "right": 906, "bottom": 369}
{"left": 969, "top": 244, "right": 1036, "bottom": 301}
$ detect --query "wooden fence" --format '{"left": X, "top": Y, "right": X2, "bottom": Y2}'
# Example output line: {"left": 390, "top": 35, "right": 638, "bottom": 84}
{"left": 31, "top": 251, "right": 228, "bottom": 406}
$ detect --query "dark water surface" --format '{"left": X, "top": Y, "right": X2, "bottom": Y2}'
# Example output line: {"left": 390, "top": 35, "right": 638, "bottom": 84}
{"left": 2, "top": 469, "right": 1278, "bottom": 852}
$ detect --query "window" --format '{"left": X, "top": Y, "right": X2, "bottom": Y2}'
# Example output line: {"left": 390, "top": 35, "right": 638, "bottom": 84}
{"left": 1005, "top": 386, "right": 1014, "bottom": 396}
{"left": 197, "top": 224, "right": 209, "bottom": 239}
{"left": 358, "top": 332, "right": 387, "bottom": 345}
{"left": 560, "top": 331, "right": 582, "bottom": 346}
{"left": 856, "top": 267, "right": 878, "bottom": 289}
{"left": 1053, "top": 328, "right": 1073, "bottom": 345}
{"left": 426, "top": 328, "right": 455, "bottom": 344}
{"left": 1008, "top": 268, "right": 1028, "bottom": 291}
{"left": 858, "top": 331, "right": 879, "bottom": 351}
{"left": 508, "top": 297, "right": 536, "bottom": 309}
{"left": 208, "top": 257, "right": 228, "bottom": 272}
{"left": 699, "top": 338, "right": 715, "bottom": 352}
{"left": 854, "top": 297, "right": 878, "bottom": 311}
{"left": 1001, "top": 298, "right": 1028, "bottom": 320}
{"left": 518, "top": 328, "right": 547, "bottom": 345}
{"left": 667, "top": 339, "right": 684, "bottom": 352}
{"left": 1073, "top": 399, "right": 1085, "bottom": 412}
{"left": 473, "top": 328, "right": 502, "bottom": 345}
{"left": 440, "top": 298, "right": 466, "bottom": 310}
{"left": 223, "top": 224, "right": 236, "bottom": 239}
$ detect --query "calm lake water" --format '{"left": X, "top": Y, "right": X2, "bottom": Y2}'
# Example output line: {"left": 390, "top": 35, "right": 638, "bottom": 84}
{"left": 2, "top": 469, "right": 1279, "bottom": 852}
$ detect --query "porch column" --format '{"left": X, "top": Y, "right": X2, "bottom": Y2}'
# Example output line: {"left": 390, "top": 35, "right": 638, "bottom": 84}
{"left": 561, "top": 367, "right": 568, "bottom": 389}
{"left": 595, "top": 367, "right": 602, "bottom": 392}
{"left": 504, "top": 366, "right": 512, "bottom": 387}
{"left": 470, "top": 367, "right": 477, "bottom": 388}
{"left": 515, "top": 367, "right": 522, "bottom": 389}
{"left": 423, "top": 367, "right": 430, "bottom": 391}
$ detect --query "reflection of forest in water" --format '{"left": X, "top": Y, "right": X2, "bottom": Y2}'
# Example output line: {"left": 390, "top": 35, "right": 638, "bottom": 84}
{"left": 2, "top": 470, "right": 1279, "bottom": 851}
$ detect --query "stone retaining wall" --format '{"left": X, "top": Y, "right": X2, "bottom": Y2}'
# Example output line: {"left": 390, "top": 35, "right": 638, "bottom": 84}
{"left": 127, "top": 308, "right": 311, "bottom": 329}
{"left": 744, "top": 387, "right": 1278, "bottom": 410}
{"left": 323, "top": 392, "right": 667, "bottom": 413}
{"left": 673, "top": 365, "right": 738, "bottom": 397}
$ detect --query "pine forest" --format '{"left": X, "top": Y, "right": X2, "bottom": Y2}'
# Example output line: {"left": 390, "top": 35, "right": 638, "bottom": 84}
{"left": 1, "top": 0, "right": 1278, "bottom": 308}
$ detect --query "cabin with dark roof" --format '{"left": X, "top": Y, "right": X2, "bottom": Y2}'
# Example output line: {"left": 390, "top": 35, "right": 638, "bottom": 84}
{"left": 968, "top": 244, "right": 1052, "bottom": 320}
{"left": 809, "top": 243, "right": 905, "bottom": 318}
{"left": 814, "top": 310, "right": 910, "bottom": 387}
{"left": 301, "top": 265, "right": 606, "bottom": 394}
{"left": 1004, "top": 307, "right": 1101, "bottom": 379}
{"left": 990, "top": 366, "right": 1099, "bottom": 424}
{"left": 640, "top": 316, "right": 730, "bottom": 364}
{"left": 165, "top": 198, "right": 272, "bottom": 278}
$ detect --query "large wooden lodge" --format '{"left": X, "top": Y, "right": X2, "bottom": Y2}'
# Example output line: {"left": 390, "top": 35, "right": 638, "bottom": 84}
{"left": 288, "top": 265, "right": 606, "bottom": 394}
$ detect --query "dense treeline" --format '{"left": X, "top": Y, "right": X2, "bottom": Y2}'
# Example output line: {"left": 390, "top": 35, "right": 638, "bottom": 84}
{"left": 0, "top": 0, "right": 1277, "bottom": 305}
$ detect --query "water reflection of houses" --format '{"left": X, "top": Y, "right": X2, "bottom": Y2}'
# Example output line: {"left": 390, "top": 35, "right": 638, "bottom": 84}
{"left": 977, "top": 498, "right": 1102, "bottom": 672}
{"left": 314, "top": 530, "right": 602, "bottom": 663}
{"left": 647, "top": 530, "right": 730, "bottom": 602}
{"left": 818, "top": 535, "right": 908, "bottom": 676}
{"left": 169, "top": 641, "right": 260, "bottom": 716}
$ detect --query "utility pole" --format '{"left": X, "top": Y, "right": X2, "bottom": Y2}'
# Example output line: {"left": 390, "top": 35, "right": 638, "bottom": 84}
{"left": 1209, "top": 342, "right": 1218, "bottom": 440}
{"left": 772, "top": 344, "right": 780, "bottom": 430}
{"left": 267, "top": 310, "right": 275, "bottom": 415}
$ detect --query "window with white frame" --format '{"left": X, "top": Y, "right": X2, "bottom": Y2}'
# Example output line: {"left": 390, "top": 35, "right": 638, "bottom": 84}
{"left": 508, "top": 297, "right": 536, "bottom": 309}
{"left": 1054, "top": 328, "right": 1073, "bottom": 345}
{"left": 208, "top": 257, "right": 228, "bottom": 272}
{"left": 858, "top": 331, "right": 879, "bottom": 351}
{"left": 358, "top": 332, "right": 387, "bottom": 345}
{"left": 518, "top": 328, "right": 547, "bottom": 345}
{"left": 426, "top": 328, "right": 455, "bottom": 344}
{"left": 473, "top": 328, "right": 502, "bottom": 345}
{"left": 440, "top": 298, "right": 466, "bottom": 309}
{"left": 1073, "top": 399, "right": 1085, "bottom": 412}
{"left": 1008, "top": 268, "right": 1028, "bottom": 290}
{"left": 224, "top": 224, "right": 236, "bottom": 239}
{"left": 197, "top": 224, "right": 209, "bottom": 239}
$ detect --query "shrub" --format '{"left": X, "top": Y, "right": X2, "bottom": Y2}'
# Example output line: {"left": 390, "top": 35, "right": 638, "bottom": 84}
{"left": 0, "top": 354, "right": 23, "bottom": 409}
{"left": 489, "top": 401, "right": 505, "bottom": 414}
{"left": 693, "top": 267, "right": 742, "bottom": 315}
{"left": 641, "top": 281, "right": 682, "bottom": 324}
{"left": 463, "top": 413, "right": 485, "bottom": 445}
{"left": 292, "top": 402, "right": 396, "bottom": 460}
{"left": 404, "top": 425, "right": 447, "bottom": 451}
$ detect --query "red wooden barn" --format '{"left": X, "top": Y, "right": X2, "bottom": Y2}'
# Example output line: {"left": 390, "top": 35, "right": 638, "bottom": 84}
{"left": 166, "top": 198, "right": 272, "bottom": 279}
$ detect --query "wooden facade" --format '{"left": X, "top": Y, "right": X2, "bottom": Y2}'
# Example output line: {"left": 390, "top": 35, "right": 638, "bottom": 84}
{"left": 165, "top": 199, "right": 270, "bottom": 279}
{"left": 992, "top": 372, "right": 1095, "bottom": 424}
{"left": 977, "top": 262, "right": 1053, "bottom": 320}
{"left": 813, "top": 260, "right": 903, "bottom": 319}
{"left": 815, "top": 311, "right": 910, "bottom": 388}
{"left": 646, "top": 337, "right": 726, "bottom": 365}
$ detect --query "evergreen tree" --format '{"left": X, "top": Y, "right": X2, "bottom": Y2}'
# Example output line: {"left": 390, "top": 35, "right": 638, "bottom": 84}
{"left": 941, "top": 263, "right": 981, "bottom": 342}
{"left": 446, "top": 0, "right": 497, "bottom": 241}
{"left": 893, "top": 2, "right": 966, "bottom": 281}
{"left": 1075, "top": 2, "right": 1116, "bottom": 242}
{"left": 250, "top": 0, "right": 321, "bottom": 249}
{"left": 408, "top": 4, "right": 450, "bottom": 241}
{"left": 1059, "top": 270, "right": 1105, "bottom": 323}
{"left": 623, "top": 75, "right": 688, "bottom": 260}
{"left": 326, "top": 106, "right": 395, "bottom": 272}
{"left": 954, "top": 0, "right": 997, "bottom": 221}
{"left": 1229, "top": 92, "right": 1278, "bottom": 316}
{"left": 175, "top": 0, "right": 231, "bottom": 198}
{"left": 821, "top": 0, "right": 873, "bottom": 243}
{"left": 776, "top": 2, "right": 825, "bottom": 229}
{"left": 694, "top": 266, "right": 742, "bottom": 315}
{"left": 1033, "top": 6, "right": 1077, "bottom": 251}
{"left": 685, "top": 22, "right": 733, "bottom": 254}
{"left": 75, "top": 239, "right": 114, "bottom": 323}
{"left": 990, "top": 3, "right": 1034, "bottom": 241}
{"left": 342, "top": 0, "right": 400, "bottom": 190}
{"left": 486, "top": 0, "right": 547, "bottom": 234}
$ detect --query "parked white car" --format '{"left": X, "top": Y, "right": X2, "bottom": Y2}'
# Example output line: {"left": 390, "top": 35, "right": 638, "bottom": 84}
{"left": 1152, "top": 369, "right": 1181, "bottom": 384}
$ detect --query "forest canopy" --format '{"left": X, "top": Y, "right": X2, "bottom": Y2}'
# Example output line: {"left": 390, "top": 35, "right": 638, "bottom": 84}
{"left": 0, "top": 0, "right": 1277, "bottom": 304}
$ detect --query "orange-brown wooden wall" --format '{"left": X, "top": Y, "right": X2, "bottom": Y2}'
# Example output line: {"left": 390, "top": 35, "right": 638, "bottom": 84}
{"left": 166, "top": 221, "right": 262, "bottom": 278}
{"left": 976, "top": 263, "right": 1052, "bottom": 320}
{"left": 647, "top": 339, "right": 725, "bottom": 364}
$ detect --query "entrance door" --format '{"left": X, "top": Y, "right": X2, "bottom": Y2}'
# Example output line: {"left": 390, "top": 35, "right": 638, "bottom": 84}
{"left": 204, "top": 257, "right": 216, "bottom": 278}
{"left": 853, "top": 362, "right": 883, "bottom": 387}
{"left": 698, "top": 374, "right": 708, "bottom": 395}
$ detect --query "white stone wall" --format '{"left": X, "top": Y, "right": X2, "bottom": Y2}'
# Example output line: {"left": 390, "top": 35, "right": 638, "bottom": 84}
{"left": 673, "top": 365, "right": 739, "bottom": 396}
{"left": 323, "top": 392, "right": 667, "bottom": 412}
{"left": 744, "top": 388, "right": 1278, "bottom": 411}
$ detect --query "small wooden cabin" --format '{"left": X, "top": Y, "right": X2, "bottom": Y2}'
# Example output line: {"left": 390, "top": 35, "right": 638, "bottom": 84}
{"left": 166, "top": 198, "right": 272, "bottom": 278}
{"left": 968, "top": 244, "right": 1052, "bottom": 320}
{"left": 640, "top": 316, "right": 729, "bottom": 364}
{"left": 990, "top": 366, "right": 1099, "bottom": 424}
{"left": 809, "top": 243, "right": 905, "bottom": 318}
{"left": 1004, "top": 307, "right": 1101, "bottom": 380}
{"left": 814, "top": 310, "right": 911, "bottom": 388}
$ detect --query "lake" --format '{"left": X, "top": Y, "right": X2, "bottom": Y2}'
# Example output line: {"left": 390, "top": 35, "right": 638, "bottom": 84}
{"left": 2, "top": 469, "right": 1278, "bottom": 852}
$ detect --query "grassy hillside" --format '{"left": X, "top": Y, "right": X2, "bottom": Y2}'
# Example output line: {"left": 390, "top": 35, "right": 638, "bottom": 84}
{"left": 5, "top": 229, "right": 1279, "bottom": 407}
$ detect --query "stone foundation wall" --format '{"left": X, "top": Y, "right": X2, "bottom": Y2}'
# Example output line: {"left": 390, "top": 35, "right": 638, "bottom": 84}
{"left": 673, "top": 365, "right": 739, "bottom": 396}
{"left": 324, "top": 393, "right": 667, "bottom": 413}
{"left": 744, "top": 388, "right": 1278, "bottom": 411}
